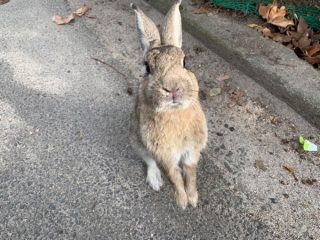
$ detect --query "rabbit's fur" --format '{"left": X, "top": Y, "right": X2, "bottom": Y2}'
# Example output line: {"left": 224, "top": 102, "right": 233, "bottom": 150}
{"left": 130, "top": 0, "right": 207, "bottom": 209}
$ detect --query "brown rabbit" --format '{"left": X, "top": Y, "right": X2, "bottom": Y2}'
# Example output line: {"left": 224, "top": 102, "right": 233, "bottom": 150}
{"left": 130, "top": 0, "right": 207, "bottom": 209}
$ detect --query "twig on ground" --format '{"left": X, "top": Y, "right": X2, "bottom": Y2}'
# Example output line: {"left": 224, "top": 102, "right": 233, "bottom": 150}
{"left": 91, "top": 57, "right": 129, "bottom": 79}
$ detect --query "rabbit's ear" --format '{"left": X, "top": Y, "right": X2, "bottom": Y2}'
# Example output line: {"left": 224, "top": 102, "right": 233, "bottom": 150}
{"left": 161, "top": 0, "right": 182, "bottom": 48}
{"left": 131, "top": 3, "right": 161, "bottom": 57}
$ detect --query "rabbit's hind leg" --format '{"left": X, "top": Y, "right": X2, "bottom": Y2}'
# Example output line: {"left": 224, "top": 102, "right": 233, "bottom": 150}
{"left": 182, "top": 150, "right": 200, "bottom": 207}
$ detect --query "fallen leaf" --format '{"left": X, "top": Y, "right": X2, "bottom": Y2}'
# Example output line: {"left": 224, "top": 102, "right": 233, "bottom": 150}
{"left": 260, "top": 27, "right": 291, "bottom": 43}
{"left": 297, "top": 17, "right": 309, "bottom": 36}
{"left": 229, "top": 89, "right": 246, "bottom": 104}
{"left": 311, "top": 33, "right": 320, "bottom": 42}
{"left": 0, "top": 0, "right": 9, "bottom": 5}
{"left": 288, "top": 122, "right": 297, "bottom": 132}
{"left": 216, "top": 74, "right": 230, "bottom": 81}
{"left": 304, "top": 55, "right": 320, "bottom": 65}
{"left": 259, "top": 27, "right": 273, "bottom": 38}
{"left": 270, "top": 116, "right": 282, "bottom": 125}
{"left": 209, "top": 87, "right": 221, "bottom": 97}
{"left": 271, "top": 32, "right": 292, "bottom": 43}
{"left": 74, "top": 4, "right": 91, "bottom": 17}
{"left": 194, "top": 6, "right": 210, "bottom": 14}
{"left": 258, "top": 0, "right": 294, "bottom": 28}
{"left": 194, "top": 46, "right": 204, "bottom": 54}
{"left": 247, "top": 23, "right": 262, "bottom": 29}
{"left": 127, "top": 86, "right": 133, "bottom": 95}
{"left": 258, "top": 5, "right": 270, "bottom": 19}
{"left": 254, "top": 160, "right": 268, "bottom": 171}
{"left": 52, "top": 14, "right": 75, "bottom": 25}
{"left": 283, "top": 165, "right": 294, "bottom": 173}
{"left": 281, "top": 139, "right": 290, "bottom": 144}
{"left": 305, "top": 43, "right": 320, "bottom": 57}
{"left": 288, "top": 18, "right": 310, "bottom": 41}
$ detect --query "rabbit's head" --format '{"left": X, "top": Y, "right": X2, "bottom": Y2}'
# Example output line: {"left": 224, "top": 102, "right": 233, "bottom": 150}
{"left": 131, "top": 0, "right": 199, "bottom": 112}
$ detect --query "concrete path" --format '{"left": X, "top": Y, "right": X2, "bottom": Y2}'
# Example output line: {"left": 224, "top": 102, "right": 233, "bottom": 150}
{"left": 0, "top": 0, "right": 319, "bottom": 239}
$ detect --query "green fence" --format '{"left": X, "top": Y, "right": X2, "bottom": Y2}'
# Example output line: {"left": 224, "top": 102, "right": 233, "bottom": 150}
{"left": 211, "top": 0, "right": 320, "bottom": 31}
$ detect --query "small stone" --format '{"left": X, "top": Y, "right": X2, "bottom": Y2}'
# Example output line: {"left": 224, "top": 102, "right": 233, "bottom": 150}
{"left": 270, "top": 198, "right": 278, "bottom": 204}
{"left": 216, "top": 132, "right": 223, "bottom": 136}
{"left": 283, "top": 193, "right": 289, "bottom": 198}
{"left": 229, "top": 126, "right": 235, "bottom": 131}
{"left": 226, "top": 151, "right": 233, "bottom": 157}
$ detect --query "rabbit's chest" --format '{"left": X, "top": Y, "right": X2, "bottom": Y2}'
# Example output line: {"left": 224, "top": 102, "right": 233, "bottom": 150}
{"left": 141, "top": 113, "right": 192, "bottom": 153}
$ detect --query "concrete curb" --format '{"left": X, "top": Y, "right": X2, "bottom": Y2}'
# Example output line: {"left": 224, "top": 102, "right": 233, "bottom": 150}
{"left": 147, "top": 0, "right": 320, "bottom": 128}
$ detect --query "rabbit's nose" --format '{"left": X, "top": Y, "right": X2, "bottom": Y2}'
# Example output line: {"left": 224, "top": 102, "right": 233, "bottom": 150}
{"left": 172, "top": 88, "right": 180, "bottom": 102}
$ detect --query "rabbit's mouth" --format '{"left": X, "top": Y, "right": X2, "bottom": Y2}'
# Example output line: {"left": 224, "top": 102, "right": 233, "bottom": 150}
{"left": 170, "top": 101, "right": 182, "bottom": 107}
{"left": 166, "top": 99, "right": 190, "bottom": 109}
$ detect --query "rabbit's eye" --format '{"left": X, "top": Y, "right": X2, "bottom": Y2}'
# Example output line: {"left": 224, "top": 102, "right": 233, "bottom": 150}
{"left": 144, "top": 61, "right": 151, "bottom": 74}
{"left": 162, "top": 87, "right": 171, "bottom": 93}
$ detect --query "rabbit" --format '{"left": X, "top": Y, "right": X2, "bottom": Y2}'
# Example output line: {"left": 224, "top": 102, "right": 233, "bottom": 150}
{"left": 130, "top": 0, "right": 207, "bottom": 209}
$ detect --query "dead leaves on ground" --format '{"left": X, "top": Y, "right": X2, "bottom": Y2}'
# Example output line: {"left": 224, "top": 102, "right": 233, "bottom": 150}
{"left": 73, "top": 4, "right": 91, "bottom": 17}
{"left": 255, "top": 0, "right": 320, "bottom": 67}
{"left": 258, "top": 0, "right": 294, "bottom": 28}
{"left": 194, "top": 6, "right": 211, "bottom": 14}
{"left": 52, "top": 4, "right": 91, "bottom": 25}
{"left": 0, "top": 0, "right": 10, "bottom": 5}
{"left": 229, "top": 89, "right": 246, "bottom": 105}
{"left": 52, "top": 14, "right": 75, "bottom": 25}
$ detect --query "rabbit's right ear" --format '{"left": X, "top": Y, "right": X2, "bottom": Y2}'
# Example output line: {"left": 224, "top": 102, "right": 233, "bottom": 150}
{"left": 131, "top": 3, "right": 161, "bottom": 57}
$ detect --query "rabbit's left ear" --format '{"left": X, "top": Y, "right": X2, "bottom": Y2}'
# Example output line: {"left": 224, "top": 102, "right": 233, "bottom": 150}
{"left": 131, "top": 3, "right": 161, "bottom": 57}
{"left": 161, "top": 0, "right": 182, "bottom": 48}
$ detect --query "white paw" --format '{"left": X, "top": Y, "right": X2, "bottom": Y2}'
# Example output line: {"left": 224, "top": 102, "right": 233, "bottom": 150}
{"left": 146, "top": 167, "right": 163, "bottom": 191}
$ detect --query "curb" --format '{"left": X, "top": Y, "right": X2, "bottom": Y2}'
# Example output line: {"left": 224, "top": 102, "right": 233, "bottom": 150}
{"left": 147, "top": 0, "right": 320, "bottom": 128}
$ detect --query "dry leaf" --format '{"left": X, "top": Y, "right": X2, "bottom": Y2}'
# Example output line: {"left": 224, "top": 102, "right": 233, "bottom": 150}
{"left": 0, "top": 0, "right": 10, "bottom": 5}
{"left": 248, "top": 23, "right": 262, "bottom": 29}
{"left": 283, "top": 165, "right": 294, "bottom": 173}
{"left": 216, "top": 74, "right": 230, "bottom": 81}
{"left": 194, "top": 46, "right": 204, "bottom": 54}
{"left": 304, "top": 56, "right": 320, "bottom": 65}
{"left": 230, "top": 89, "right": 246, "bottom": 103}
{"left": 258, "top": 0, "right": 294, "bottom": 28}
{"left": 281, "top": 138, "right": 290, "bottom": 144}
{"left": 194, "top": 6, "right": 210, "bottom": 14}
{"left": 288, "top": 18, "right": 310, "bottom": 41}
{"left": 209, "top": 87, "right": 221, "bottom": 97}
{"left": 52, "top": 14, "right": 75, "bottom": 25}
{"left": 305, "top": 43, "right": 320, "bottom": 57}
{"left": 127, "top": 86, "right": 133, "bottom": 95}
{"left": 259, "top": 27, "right": 273, "bottom": 38}
{"left": 270, "top": 116, "right": 282, "bottom": 125}
{"left": 260, "top": 27, "right": 291, "bottom": 43}
{"left": 74, "top": 4, "right": 91, "bottom": 17}
{"left": 271, "top": 33, "right": 291, "bottom": 43}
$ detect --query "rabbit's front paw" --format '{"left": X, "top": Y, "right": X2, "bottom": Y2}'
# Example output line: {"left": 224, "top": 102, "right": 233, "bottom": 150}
{"left": 176, "top": 191, "right": 188, "bottom": 210}
{"left": 187, "top": 190, "right": 198, "bottom": 208}
{"left": 146, "top": 167, "right": 163, "bottom": 191}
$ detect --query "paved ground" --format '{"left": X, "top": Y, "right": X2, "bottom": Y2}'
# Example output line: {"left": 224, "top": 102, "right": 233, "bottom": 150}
{"left": 0, "top": 0, "right": 319, "bottom": 239}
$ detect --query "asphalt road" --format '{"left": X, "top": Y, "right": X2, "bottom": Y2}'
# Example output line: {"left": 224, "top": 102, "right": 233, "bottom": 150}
{"left": 0, "top": 0, "right": 319, "bottom": 239}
